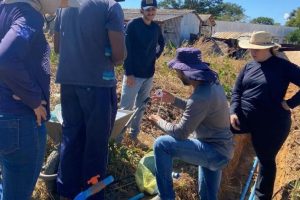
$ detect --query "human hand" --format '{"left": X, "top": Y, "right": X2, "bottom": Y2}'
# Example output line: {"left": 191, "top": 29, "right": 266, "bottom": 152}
{"left": 149, "top": 114, "right": 162, "bottom": 124}
{"left": 151, "top": 90, "right": 175, "bottom": 104}
{"left": 34, "top": 101, "right": 47, "bottom": 126}
{"left": 230, "top": 114, "right": 240, "bottom": 131}
{"left": 126, "top": 75, "right": 135, "bottom": 87}
{"left": 281, "top": 100, "right": 290, "bottom": 111}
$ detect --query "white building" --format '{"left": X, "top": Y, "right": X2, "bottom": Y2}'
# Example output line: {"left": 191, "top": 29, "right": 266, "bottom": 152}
{"left": 124, "top": 9, "right": 201, "bottom": 46}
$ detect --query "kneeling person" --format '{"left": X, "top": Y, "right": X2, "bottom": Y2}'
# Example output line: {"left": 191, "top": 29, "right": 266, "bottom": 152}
{"left": 149, "top": 48, "right": 234, "bottom": 200}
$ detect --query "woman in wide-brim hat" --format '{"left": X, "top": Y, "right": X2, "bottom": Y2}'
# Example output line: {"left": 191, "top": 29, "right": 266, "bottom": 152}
{"left": 230, "top": 31, "right": 300, "bottom": 200}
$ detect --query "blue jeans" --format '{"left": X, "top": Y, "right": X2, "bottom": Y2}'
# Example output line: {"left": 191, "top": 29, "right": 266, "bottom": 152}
{"left": 154, "top": 135, "right": 229, "bottom": 200}
{"left": 0, "top": 114, "right": 47, "bottom": 200}
{"left": 119, "top": 76, "right": 153, "bottom": 139}
{"left": 57, "top": 85, "right": 117, "bottom": 200}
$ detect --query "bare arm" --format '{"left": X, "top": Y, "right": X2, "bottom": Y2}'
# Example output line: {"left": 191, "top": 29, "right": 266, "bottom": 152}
{"left": 108, "top": 30, "right": 126, "bottom": 66}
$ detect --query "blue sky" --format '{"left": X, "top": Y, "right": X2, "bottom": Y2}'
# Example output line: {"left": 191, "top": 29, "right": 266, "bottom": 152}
{"left": 119, "top": 0, "right": 300, "bottom": 25}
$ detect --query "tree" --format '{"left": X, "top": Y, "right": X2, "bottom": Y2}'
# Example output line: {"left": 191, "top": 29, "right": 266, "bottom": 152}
{"left": 158, "top": 0, "right": 246, "bottom": 21}
{"left": 286, "top": 29, "right": 300, "bottom": 44}
{"left": 286, "top": 8, "right": 300, "bottom": 27}
{"left": 158, "top": 0, "right": 182, "bottom": 9}
{"left": 182, "top": 0, "right": 223, "bottom": 16}
{"left": 158, "top": 0, "right": 223, "bottom": 16}
{"left": 250, "top": 17, "right": 275, "bottom": 25}
{"left": 217, "top": 2, "right": 246, "bottom": 21}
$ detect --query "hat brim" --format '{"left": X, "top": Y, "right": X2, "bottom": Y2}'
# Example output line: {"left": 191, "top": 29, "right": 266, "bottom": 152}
{"left": 238, "top": 40, "right": 281, "bottom": 49}
{"left": 168, "top": 59, "right": 209, "bottom": 70}
{"left": 168, "top": 59, "right": 217, "bottom": 82}
{"left": 142, "top": 6, "right": 157, "bottom": 10}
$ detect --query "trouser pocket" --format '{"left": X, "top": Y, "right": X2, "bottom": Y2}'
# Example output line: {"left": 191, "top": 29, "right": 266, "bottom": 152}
{"left": 0, "top": 118, "right": 19, "bottom": 154}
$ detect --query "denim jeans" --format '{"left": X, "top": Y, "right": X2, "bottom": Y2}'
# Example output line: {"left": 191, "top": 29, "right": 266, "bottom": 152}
{"left": 153, "top": 135, "right": 229, "bottom": 200}
{"left": 57, "top": 85, "right": 117, "bottom": 200}
{"left": 0, "top": 114, "right": 47, "bottom": 200}
{"left": 119, "top": 76, "right": 153, "bottom": 139}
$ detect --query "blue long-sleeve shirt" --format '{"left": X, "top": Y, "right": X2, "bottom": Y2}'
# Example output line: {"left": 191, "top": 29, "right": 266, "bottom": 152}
{"left": 0, "top": 2, "right": 50, "bottom": 115}
{"left": 124, "top": 17, "right": 165, "bottom": 78}
{"left": 230, "top": 56, "right": 300, "bottom": 116}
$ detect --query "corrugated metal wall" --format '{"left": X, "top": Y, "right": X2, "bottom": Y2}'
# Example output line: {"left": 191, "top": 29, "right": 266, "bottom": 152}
{"left": 161, "top": 17, "right": 182, "bottom": 47}
{"left": 161, "top": 13, "right": 201, "bottom": 47}
{"left": 214, "top": 21, "right": 298, "bottom": 43}
{"left": 180, "top": 13, "right": 201, "bottom": 42}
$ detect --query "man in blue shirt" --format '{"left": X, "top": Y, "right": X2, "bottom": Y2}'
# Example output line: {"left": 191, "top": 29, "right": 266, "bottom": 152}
{"left": 54, "top": 0, "right": 126, "bottom": 199}
{"left": 118, "top": 0, "right": 165, "bottom": 142}
{"left": 0, "top": 0, "right": 67, "bottom": 199}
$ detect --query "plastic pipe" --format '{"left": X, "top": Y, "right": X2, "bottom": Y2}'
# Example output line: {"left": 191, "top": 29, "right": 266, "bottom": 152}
{"left": 248, "top": 179, "right": 257, "bottom": 200}
{"left": 74, "top": 176, "right": 114, "bottom": 200}
{"left": 0, "top": 183, "right": 3, "bottom": 200}
{"left": 240, "top": 157, "right": 258, "bottom": 200}
{"left": 128, "top": 193, "right": 145, "bottom": 200}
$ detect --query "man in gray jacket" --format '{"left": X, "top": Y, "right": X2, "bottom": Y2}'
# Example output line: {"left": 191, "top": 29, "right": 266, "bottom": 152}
{"left": 149, "top": 48, "right": 234, "bottom": 200}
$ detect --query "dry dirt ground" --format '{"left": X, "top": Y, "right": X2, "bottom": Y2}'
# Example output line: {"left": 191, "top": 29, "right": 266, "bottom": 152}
{"left": 33, "top": 44, "right": 299, "bottom": 200}
{"left": 273, "top": 52, "right": 300, "bottom": 200}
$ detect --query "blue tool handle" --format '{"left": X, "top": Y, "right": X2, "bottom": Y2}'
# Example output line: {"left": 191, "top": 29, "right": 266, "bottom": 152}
{"left": 128, "top": 193, "right": 145, "bottom": 200}
{"left": 74, "top": 176, "right": 114, "bottom": 200}
{"left": 102, "top": 175, "right": 114, "bottom": 185}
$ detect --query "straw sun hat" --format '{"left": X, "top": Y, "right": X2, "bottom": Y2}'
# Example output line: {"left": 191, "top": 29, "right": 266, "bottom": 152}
{"left": 239, "top": 31, "right": 281, "bottom": 49}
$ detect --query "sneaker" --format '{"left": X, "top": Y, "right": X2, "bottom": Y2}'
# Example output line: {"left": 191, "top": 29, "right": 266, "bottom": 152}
{"left": 151, "top": 195, "right": 161, "bottom": 200}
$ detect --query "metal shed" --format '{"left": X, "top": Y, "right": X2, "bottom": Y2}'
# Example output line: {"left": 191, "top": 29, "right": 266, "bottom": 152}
{"left": 123, "top": 9, "right": 201, "bottom": 46}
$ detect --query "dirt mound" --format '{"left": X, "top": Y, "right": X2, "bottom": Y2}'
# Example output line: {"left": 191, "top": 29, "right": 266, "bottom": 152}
{"left": 273, "top": 84, "right": 300, "bottom": 200}
{"left": 196, "top": 37, "right": 250, "bottom": 59}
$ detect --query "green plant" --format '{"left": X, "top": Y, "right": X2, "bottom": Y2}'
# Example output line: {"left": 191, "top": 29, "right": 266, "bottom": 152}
{"left": 286, "top": 29, "right": 300, "bottom": 44}
{"left": 50, "top": 51, "right": 59, "bottom": 66}
{"left": 164, "top": 40, "right": 177, "bottom": 56}
{"left": 290, "top": 180, "right": 300, "bottom": 200}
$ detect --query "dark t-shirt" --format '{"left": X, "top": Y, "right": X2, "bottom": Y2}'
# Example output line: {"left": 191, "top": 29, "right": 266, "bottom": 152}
{"left": 0, "top": 2, "right": 50, "bottom": 115}
{"left": 124, "top": 17, "right": 165, "bottom": 78}
{"left": 55, "top": 0, "right": 124, "bottom": 87}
